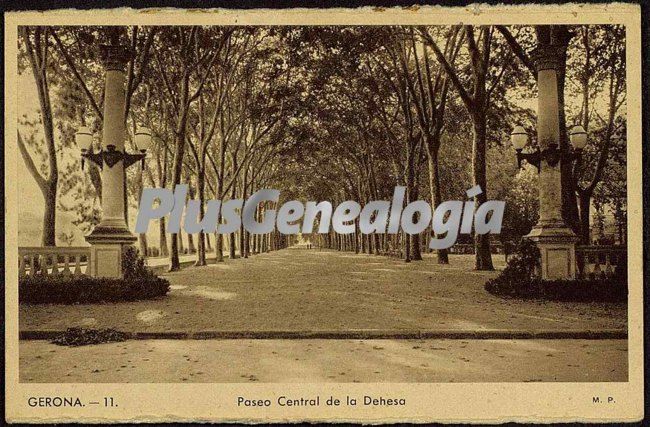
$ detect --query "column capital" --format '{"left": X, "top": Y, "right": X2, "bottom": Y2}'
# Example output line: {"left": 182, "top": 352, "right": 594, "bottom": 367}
{"left": 531, "top": 44, "right": 567, "bottom": 72}
{"left": 99, "top": 44, "right": 133, "bottom": 72}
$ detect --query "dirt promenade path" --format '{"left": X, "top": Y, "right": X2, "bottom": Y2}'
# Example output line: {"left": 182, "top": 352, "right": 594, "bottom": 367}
{"left": 20, "top": 248, "right": 626, "bottom": 333}
{"left": 19, "top": 338, "right": 627, "bottom": 383}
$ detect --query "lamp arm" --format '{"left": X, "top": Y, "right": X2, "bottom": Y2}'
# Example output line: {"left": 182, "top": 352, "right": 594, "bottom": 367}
{"left": 80, "top": 147, "right": 146, "bottom": 170}
{"left": 81, "top": 149, "right": 104, "bottom": 170}
{"left": 516, "top": 147, "right": 542, "bottom": 172}
{"left": 123, "top": 151, "right": 146, "bottom": 169}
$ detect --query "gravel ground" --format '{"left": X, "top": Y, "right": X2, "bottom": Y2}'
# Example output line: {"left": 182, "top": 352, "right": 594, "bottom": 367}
{"left": 20, "top": 248, "right": 627, "bottom": 333}
{"left": 19, "top": 338, "right": 628, "bottom": 383}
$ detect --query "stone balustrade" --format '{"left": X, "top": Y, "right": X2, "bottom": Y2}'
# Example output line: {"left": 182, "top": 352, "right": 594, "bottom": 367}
{"left": 575, "top": 245, "right": 627, "bottom": 280}
{"left": 447, "top": 242, "right": 515, "bottom": 261}
{"left": 19, "top": 247, "right": 90, "bottom": 277}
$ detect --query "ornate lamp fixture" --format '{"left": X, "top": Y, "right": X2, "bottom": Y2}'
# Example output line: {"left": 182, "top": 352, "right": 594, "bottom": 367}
{"left": 77, "top": 126, "right": 152, "bottom": 170}
{"left": 511, "top": 124, "right": 587, "bottom": 171}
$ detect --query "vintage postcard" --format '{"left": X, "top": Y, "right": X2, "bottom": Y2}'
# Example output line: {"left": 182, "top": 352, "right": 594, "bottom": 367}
{"left": 4, "top": 3, "right": 644, "bottom": 424}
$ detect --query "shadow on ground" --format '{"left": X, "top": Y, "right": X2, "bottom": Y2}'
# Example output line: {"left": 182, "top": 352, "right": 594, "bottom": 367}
{"left": 20, "top": 248, "right": 627, "bottom": 333}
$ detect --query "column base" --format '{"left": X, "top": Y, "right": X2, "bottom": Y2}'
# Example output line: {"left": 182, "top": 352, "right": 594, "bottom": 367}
{"left": 526, "top": 223, "right": 579, "bottom": 280}
{"left": 85, "top": 226, "right": 137, "bottom": 279}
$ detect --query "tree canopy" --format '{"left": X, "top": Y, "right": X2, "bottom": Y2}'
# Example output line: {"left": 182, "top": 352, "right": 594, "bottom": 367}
{"left": 17, "top": 24, "right": 627, "bottom": 268}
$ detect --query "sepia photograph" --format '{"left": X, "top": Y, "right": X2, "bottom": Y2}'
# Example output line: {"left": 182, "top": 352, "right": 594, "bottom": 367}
{"left": 4, "top": 4, "right": 644, "bottom": 423}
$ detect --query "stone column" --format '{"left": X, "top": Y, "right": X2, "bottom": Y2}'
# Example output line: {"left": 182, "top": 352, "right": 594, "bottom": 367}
{"left": 526, "top": 44, "right": 578, "bottom": 280}
{"left": 85, "top": 44, "right": 137, "bottom": 278}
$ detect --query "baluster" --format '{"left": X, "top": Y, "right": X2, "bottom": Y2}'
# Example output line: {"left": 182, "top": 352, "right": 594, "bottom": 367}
{"left": 47, "top": 254, "right": 53, "bottom": 275}
{"left": 39, "top": 254, "right": 47, "bottom": 275}
{"left": 575, "top": 251, "right": 583, "bottom": 279}
{"left": 62, "top": 255, "right": 72, "bottom": 276}
{"left": 35, "top": 254, "right": 41, "bottom": 275}
{"left": 74, "top": 254, "right": 83, "bottom": 276}
{"left": 52, "top": 253, "right": 60, "bottom": 275}
{"left": 19, "top": 255, "right": 26, "bottom": 277}
{"left": 615, "top": 251, "right": 626, "bottom": 277}
{"left": 582, "top": 251, "right": 594, "bottom": 279}
{"left": 592, "top": 252, "right": 602, "bottom": 279}
{"left": 29, "top": 255, "right": 35, "bottom": 276}
{"left": 604, "top": 253, "right": 613, "bottom": 277}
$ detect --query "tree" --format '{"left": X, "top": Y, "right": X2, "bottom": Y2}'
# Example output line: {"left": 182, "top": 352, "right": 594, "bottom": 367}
{"left": 569, "top": 25, "right": 626, "bottom": 244}
{"left": 379, "top": 30, "right": 426, "bottom": 262}
{"left": 153, "top": 26, "right": 230, "bottom": 270}
{"left": 403, "top": 27, "right": 461, "bottom": 263}
{"left": 18, "top": 27, "right": 59, "bottom": 247}
{"left": 421, "top": 25, "right": 498, "bottom": 270}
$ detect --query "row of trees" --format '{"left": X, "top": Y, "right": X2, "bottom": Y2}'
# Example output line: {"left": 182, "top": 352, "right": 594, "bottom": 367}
{"left": 18, "top": 24, "right": 626, "bottom": 271}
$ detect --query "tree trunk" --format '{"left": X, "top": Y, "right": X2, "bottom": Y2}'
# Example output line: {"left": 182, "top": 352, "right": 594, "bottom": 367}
{"left": 472, "top": 113, "right": 494, "bottom": 271}
{"left": 42, "top": 183, "right": 57, "bottom": 247}
{"left": 214, "top": 177, "right": 224, "bottom": 262}
{"left": 159, "top": 217, "right": 169, "bottom": 256}
{"left": 170, "top": 233, "right": 180, "bottom": 267}
{"left": 426, "top": 144, "right": 449, "bottom": 263}
{"left": 215, "top": 233, "right": 224, "bottom": 262}
{"left": 187, "top": 233, "right": 196, "bottom": 254}
{"left": 229, "top": 177, "right": 237, "bottom": 260}
{"left": 229, "top": 233, "right": 237, "bottom": 260}
{"left": 21, "top": 28, "right": 58, "bottom": 247}
{"left": 578, "top": 191, "right": 591, "bottom": 244}
{"left": 195, "top": 170, "right": 207, "bottom": 266}
{"left": 401, "top": 121, "right": 424, "bottom": 262}
{"left": 239, "top": 177, "right": 248, "bottom": 258}
{"left": 178, "top": 231, "right": 184, "bottom": 254}
{"left": 402, "top": 231, "right": 409, "bottom": 262}
{"left": 404, "top": 176, "right": 412, "bottom": 262}
{"left": 139, "top": 233, "right": 148, "bottom": 257}
{"left": 409, "top": 183, "right": 423, "bottom": 261}
{"left": 168, "top": 71, "right": 192, "bottom": 272}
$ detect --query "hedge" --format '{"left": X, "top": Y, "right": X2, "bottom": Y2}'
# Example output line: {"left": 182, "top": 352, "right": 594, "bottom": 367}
{"left": 20, "top": 246, "right": 170, "bottom": 304}
{"left": 485, "top": 240, "right": 627, "bottom": 302}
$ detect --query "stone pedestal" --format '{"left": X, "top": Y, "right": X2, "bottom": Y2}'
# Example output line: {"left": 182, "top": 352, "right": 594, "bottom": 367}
{"left": 527, "top": 225, "right": 579, "bottom": 280}
{"left": 86, "top": 232, "right": 136, "bottom": 278}
{"left": 527, "top": 43, "right": 577, "bottom": 280}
